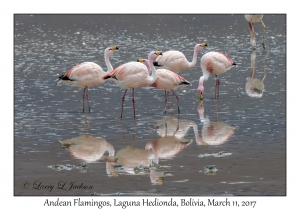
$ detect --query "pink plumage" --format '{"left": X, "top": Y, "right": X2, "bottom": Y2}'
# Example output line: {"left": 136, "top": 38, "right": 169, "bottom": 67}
{"left": 198, "top": 51, "right": 236, "bottom": 99}
{"left": 153, "top": 43, "right": 207, "bottom": 73}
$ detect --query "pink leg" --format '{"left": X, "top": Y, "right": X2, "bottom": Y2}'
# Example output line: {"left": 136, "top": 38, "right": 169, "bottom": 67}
{"left": 132, "top": 89, "right": 136, "bottom": 118}
{"left": 121, "top": 89, "right": 128, "bottom": 119}
{"left": 85, "top": 88, "right": 91, "bottom": 112}
{"left": 215, "top": 76, "right": 220, "bottom": 99}
{"left": 172, "top": 90, "right": 180, "bottom": 113}
{"left": 82, "top": 87, "right": 88, "bottom": 112}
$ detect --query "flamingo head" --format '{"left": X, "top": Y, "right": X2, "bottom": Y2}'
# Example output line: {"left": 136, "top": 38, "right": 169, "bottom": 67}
{"left": 195, "top": 43, "right": 208, "bottom": 53}
{"left": 148, "top": 51, "right": 163, "bottom": 62}
{"left": 137, "top": 58, "right": 151, "bottom": 73}
{"left": 105, "top": 45, "right": 119, "bottom": 56}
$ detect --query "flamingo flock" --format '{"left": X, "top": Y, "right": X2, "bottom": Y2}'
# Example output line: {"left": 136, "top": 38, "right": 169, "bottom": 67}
{"left": 57, "top": 15, "right": 266, "bottom": 118}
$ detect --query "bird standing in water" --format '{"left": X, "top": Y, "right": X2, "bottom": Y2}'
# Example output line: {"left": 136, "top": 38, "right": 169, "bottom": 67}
{"left": 138, "top": 58, "right": 190, "bottom": 113}
{"left": 57, "top": 46, "right": 119, "bottom": 112}
{"left": 197, "top": 51, "right": 236, "bottom": 99}
{"left": 102, "top": 51, "right": 162, "bottom": 119}
{"left": 245, "top": 14, "right": 266, "bottom": 50}
{"left": 153, "top": 43, "right": 207, "bottom": 73}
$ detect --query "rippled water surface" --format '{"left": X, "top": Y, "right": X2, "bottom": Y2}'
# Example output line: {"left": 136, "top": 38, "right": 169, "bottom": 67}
{"left": 14, "top": 14, "right": 286, "bottom": 196}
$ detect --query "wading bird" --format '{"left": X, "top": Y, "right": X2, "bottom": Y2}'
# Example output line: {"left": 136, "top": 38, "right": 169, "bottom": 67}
{"left": 102, "top": 51, "right": 162, "bottom": 119}
{"left": 153, "top": 43, "right": 207, "bottom": 73}
{"left": 245, "top": 14, "right": 266, "bottom": 50}
{"left": 57, "top": 46, "right": 119, "bottom": 112}
{"left": 138, "top": 58, "right": 190, "bottom": 113}
{"left": 197, "top": 51, "right": 236, "bottom": 99}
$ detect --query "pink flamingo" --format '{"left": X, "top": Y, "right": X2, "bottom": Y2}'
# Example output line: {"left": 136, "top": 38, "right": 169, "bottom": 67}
{"left": 197, "top": 51, "right": 236, "bottom": 99}
{"left": 138, "top": 58, "right": 190, "bottom": 113}
{"left": 153, "top": 43, "right": 207, "bottom": 73}
{"left": 245, "top": 14, "right": 266, "bottom": 49}
{"left": 102, "top": 51, "right": 162, "bottom": 118}
{"left": 57, "top": 46, "right": 119, "bottom": 112}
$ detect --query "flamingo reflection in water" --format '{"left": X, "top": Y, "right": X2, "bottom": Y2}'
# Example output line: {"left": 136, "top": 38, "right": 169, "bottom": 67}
{"left": 196, "top": 101, "right": 238, "bottom": 146}
{"left": 245, "top": 50, "right": 266, "bottom": 98}
{"left": 145, "top": 115, "right": 199, "bottom": 160}
{"left": 59, "top": 134, "right": 115, "bottom": 163}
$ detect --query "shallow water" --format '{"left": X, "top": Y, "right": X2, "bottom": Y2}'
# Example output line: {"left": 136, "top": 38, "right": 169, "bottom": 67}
{"left": 14, "top": 14, "right": 286, "bottom": 196}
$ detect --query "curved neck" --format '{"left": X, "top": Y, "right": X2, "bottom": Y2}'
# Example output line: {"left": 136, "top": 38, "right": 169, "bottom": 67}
{"left": 104, "top": 51, "right": 113, "bottom": 73}
{"left": 147, "top": 58, "right": 157, "bottom": 85}
{"left": 189, "top": 49, "right": 200, "bottom": 68}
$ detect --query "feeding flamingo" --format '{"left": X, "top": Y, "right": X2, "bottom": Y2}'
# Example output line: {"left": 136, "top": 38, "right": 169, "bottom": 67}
{"left": 57, "top": 46, "right": 119, "bottom": 112}
{"left": 153, "top": 43, "right": 207, "bottom": 73}
{"left": 102, "top": 51, "right": 162, "bottom": 119}
{"left": 138, "top": 58, "right": 190, "bottom": 113}
{"left": 245, "top": 14, "right": 266, "bottom": 50}
{"left": 197, "top": 51, "right": 236, "bottom": 99}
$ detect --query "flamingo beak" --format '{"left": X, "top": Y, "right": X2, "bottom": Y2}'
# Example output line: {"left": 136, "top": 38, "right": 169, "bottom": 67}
{"left": 200, "top": 92, "right": 203, "bottom": 100}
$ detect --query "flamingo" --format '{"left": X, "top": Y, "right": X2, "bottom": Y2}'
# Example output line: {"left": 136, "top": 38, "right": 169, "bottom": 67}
{"left": 197, "top": 51, "right": 236, "bottom": 99}
{"left": 245, "top": 50, "right": 266, "bottom": 98}
{"left": 153, "top": 43, "right": 207, "bottom": 73}
{"left": 57, "top": 46, "right": 119, "bottom": 112}
{"left": 102, "top": 51, "right": 162, "bottom": 119}
{"left": 138, "top": 58, "right": 191, "bottom": 113}
{"left": 245, "top": 14, "right": 266, "bottom": 50}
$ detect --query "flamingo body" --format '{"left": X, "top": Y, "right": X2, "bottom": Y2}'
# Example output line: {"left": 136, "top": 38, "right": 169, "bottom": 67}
{"left": 58, "top": 62, "right": 106, "bottom": 88}
{"left": 198, "top": 51, "right": 236, "bottom": 99}
{"left": 154, "top": 43, "right": 207, "bottom": 73}
{"left": 104, "top": 62, "right": 150, "bottom": 89}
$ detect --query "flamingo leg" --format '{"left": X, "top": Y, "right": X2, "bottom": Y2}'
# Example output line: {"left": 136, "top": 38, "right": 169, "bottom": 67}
{"left": 172, "top": 90, "right": 180, "bottom": 113}
{"left": 164, "top": 91, "right": 167, "bottom": 114}
{"left": 121, "top": 89, "right": 128, "bottom": 119}
{"left": 131, "top": 89, "right": 136, "bottom": 119}
{"left": 82, "top": 87, "right": 88, "bottom": 112}
{"left": 172, "top": 114, "right": 180, "bottom": 136}
{"left": 86, "top": 88, "right": 91, "bottom": 113}
{"left": 261, "top": 20, "right": 266, "bottom": 49}
{"left": 215, "top": 75, "right": 220, "bottom": 99}
{"left": 248, "top": 22, "right": 256, "bottom": 50}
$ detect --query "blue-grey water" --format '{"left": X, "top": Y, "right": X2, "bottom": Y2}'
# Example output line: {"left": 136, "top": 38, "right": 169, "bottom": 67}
{"left": 14, "top": 14, "right": 286, "bottom": 196}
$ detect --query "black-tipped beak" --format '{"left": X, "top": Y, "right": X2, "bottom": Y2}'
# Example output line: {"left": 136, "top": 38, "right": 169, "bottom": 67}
{"left": 200, "top": 92, "right": 203, "bottom": 100}
{"left": 232, "top": 62, "right": 237, "bottom": 66}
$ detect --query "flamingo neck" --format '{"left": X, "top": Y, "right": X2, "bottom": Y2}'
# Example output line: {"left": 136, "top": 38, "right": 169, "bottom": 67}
{"left": 147, "top": 58, "right": 157, "bottom": 85}
{"left": 189, "top": 48, "right": 200, "bottom": 68}
{"left": 104, "top": 51, "right": 113, "bottom": 73}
